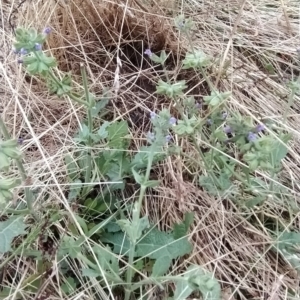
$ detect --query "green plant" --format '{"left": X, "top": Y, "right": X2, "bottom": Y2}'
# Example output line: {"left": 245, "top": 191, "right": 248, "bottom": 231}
{"left": 7, "top": 25, "right": 223, "bottom": 300}
{"left": 7, "top": 11, "right": 295, "bottom": 298}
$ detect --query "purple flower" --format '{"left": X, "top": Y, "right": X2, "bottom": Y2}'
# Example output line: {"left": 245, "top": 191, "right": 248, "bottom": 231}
{"left": 169, "top": 117, "right": 177, "bottom": 125}
{"left": 165, "top": 135, "right": 172, "bottom": 143}
{"left": 20, "top": 48, "right": 28, "bottom": 55}
{"left": 17, "top": 58, "right": 23, "bottom": 64}
{"left": 247, "top": 132, "right": 257, "bottom": 142}
{"left": 255, "top": 123, "right": 265, "bottom": 133}
{"left": 206, "top": 119, "right": 213, "bottom": 125}
{"left": 34, "top": 43, "right": 42, "bottom": 51}
{"left": 150, "top": 111, "right": 157, "bottom": 119}
{"left": 43, "top": 27, "right": 52, "bottom": 35}
{"left": 144, "top": 49, "right": 153, "bottom": 57}
{"left": 17, "top": 138, "right": 24, "bottom": 145}
{"left": 223, "top": 125, "right": 232, "bottom": 134}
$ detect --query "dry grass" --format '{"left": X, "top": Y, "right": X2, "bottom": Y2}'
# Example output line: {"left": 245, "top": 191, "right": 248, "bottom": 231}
{"left": 1, "top": 0, "right": 300, "bottom": 299}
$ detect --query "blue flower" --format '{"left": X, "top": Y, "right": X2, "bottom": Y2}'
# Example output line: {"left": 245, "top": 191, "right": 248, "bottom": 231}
{"left": 169, "top": 117, "right": 177, "bottom": 125}
{"left": 144, "top": 48, "right": 153, "bottom": 57}
{"left": 206, "top": 119, "right": 213, "bottom": 125}
{"left": 20, "top": 48, "right": 28, "bottom": 55}
{"left": 34, "top": 43, "right": 42, "bottom": 51}
{"left": 247, "top": 132, "right": 257, "bottom": 142}
{"left": 43, "top": 27, "right": 52, "bottom": 35}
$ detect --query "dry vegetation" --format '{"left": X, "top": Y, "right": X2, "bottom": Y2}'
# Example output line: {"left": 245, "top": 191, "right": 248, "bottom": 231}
{"left": 1, "top": 0, "right": 300, "bottom": 299}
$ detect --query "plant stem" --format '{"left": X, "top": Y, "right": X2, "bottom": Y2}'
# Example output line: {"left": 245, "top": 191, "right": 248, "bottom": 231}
{"left": 283, "top": 76, "right": 300, "bottom": 125}
{"left": 124, "top": 146, "right": 155, "bottom": 300}
{"left": 80, "top": 64, "right": 94, "bottom": 197}
{"left": 0, "top": 117, "right": 35, "bottom": 217}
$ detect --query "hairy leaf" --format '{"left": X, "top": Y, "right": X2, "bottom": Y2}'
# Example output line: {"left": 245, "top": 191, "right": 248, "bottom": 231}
{"left": 136, "top": 227, "right": 192, "bottom": 259}
{"left": 152, "top": 256, "right": 172, "bottom": 276}
{"left": 0, "top": 217, "right": 26, "bottom": 253}
{"left": 173, "top": 212, "right": 194, "bottom": 240}
{"left": 107, "top": 120, "right": 129, "bottom": 148}
{"left": 173, "top": 265, "right": 221, "bottom": 300}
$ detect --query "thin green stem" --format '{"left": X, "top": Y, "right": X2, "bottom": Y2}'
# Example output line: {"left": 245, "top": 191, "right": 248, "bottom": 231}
{"left": 282, "top": 77, "right": 299, "bottom": 125}
{"left": 80, "top": 64, "right": 94, "bottom": 197}
{"left": 124, "top": 146, "right": 155, "bottom": 300}
{"left": 0, "top": 117, "right": 35, "bottom": 217}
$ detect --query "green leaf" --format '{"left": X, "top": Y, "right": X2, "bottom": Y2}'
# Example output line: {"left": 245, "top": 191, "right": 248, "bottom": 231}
{"left": 144, "top": 180, "right": 160, "bottom": 188}
{"left": 275, "top": 231, "right": 300, "bottom": 274}
{"left": 61, "top": 277, "right": 76, "bottom": 295}
{"left": 91, "top": 97, "right": 109, "bottom": 117}
{"left": 203, "top": 91, "right": 231, "bottom": 107}
{"left": 101, "top": 231, "right": 131, "bottom": 255}
{"left": 271, "top": 134, "right": 291, "bottom": 167}
{"left": 68, "top": 179, "right": 82, "bottom": 201}
{"left": 156, "top": 80, "right": 187, "bottom": 98}
{"left": 82, "top": 268, "right": 100, "bottom": 278}
{"left": 136, "top": 227, "right": 192, "bottom": 259}
{"left": 173, "top": 265, "right": 221, "bottom": 300}
{"left": 173, "top": 212, "right": 194, "bottom": 240}
{"left": 0, "top": 217, "right": 26, "bottom": 254}
{"left": 74, "top": 214, "right": 88, "bottom": 234}
{"left": 131, "top": 167, "right": 144, "bottom": 185}
{"left": 152, "top": 256, "right": 172, "bottom": 276}
{"left": 58, "top": 236, "right": 81, "bottom": 259}
{"left": 117, "top": 215, "right": 149, "bottom": 243}
{"left": 107, "top": 120, "right": 129, "bottom": 149}
{"left": 92, "top": 245, "right": 120, "bottom": 277}
{"left": 65, "top": 154, "right": 79, "bottom": 181}
{"left": 182, "top": 50, "right": 211, "bottom": 69}
{"left": 103, "top": 225, "right": 192, "bottom": 260}
{"left": 97, "top": 121, "right": 110, "bottom": 139}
